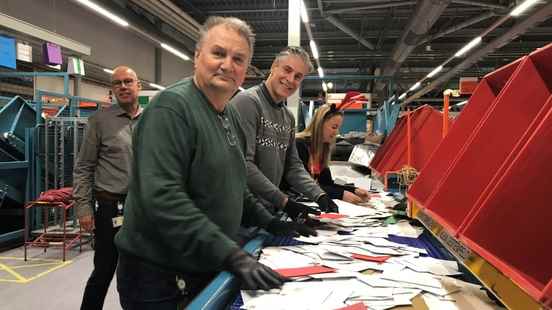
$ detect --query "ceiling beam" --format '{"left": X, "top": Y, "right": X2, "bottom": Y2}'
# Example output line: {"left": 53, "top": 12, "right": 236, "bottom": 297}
{"left": 419, "top": 11, "right": 497, "bottom": 45}
{"left": 205, "top": 8, "right": 319, "bottom": 14}
{"left": 325, "top": 1, "right": 416, "bottom": 14}
{"left": 404, "top": 0, "right": 552, "bottom": 104}
{"left": 324, "top": 15, "right": 376, "bottom": 50}
{"left": 324, "top": 0, "right": 409, "bottom": 3}
{"left": 451, "top": 0, "right": 509, "bottom": 10}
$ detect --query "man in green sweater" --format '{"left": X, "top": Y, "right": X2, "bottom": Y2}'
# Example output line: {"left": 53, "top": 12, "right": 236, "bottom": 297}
{"left": 114, "top": 17, "right": 315, "bottom": 309}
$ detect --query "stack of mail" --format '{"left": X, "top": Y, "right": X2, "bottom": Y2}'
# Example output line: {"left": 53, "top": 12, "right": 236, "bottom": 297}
{"left": 240, "top": 193, "right": 499, "bottom": 310}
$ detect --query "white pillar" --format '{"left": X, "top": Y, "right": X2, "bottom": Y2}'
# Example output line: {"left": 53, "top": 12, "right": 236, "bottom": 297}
{"left": 287, "top": 0, "right": 301, "bottom": 123}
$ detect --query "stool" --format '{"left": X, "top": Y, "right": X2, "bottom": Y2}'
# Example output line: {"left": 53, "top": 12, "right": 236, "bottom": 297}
{"left": 24, "top": 201, "right": 82, "bottom": 261}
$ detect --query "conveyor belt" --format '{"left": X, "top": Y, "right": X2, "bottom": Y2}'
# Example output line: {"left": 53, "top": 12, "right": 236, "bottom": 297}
{"left": 188, "top": 222, "right": 483, "bottom": 310}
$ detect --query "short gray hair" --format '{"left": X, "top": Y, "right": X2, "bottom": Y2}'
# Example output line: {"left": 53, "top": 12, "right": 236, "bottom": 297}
{"left": 196, "top": 16, "right": 255, "bottom": 60}
{"left": 274, "top": 46, "right": 314, "bottom": 72}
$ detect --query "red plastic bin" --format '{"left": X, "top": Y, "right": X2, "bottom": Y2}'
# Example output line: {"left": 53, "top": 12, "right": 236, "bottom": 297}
{"left": 457, "top": 43, "right": 552, "bottom": 306}
{"left": 423, "top": 54, "right": 552, "bottom": 234}
{"left": 369, "top": 117, "right": 406, "bottom": 172}
{"left": 371, "top": 105, "right": 445, "bottom": 175}
{"left": 459, "top": 96, "right": 552, "bottom": 305}
{"left": 407, "top": 58, "right": 523, "bottom": 209}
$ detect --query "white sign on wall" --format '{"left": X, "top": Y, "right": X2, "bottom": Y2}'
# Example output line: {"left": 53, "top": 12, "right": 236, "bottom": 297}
{"left": 16, "top": 42, "right": 32, "bottom": 62}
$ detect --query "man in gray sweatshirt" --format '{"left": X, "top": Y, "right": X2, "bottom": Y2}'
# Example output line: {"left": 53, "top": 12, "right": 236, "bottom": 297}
{"left": 230, "top": 46, "right": 338, "bottom": 219}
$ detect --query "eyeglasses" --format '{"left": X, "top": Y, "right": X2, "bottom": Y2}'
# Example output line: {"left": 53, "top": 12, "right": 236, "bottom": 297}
{"left": 217, "top": 114, "right": 238, "bottom": 147}
{"left": 111, "top": 78, "right": 136, "bottom": 88}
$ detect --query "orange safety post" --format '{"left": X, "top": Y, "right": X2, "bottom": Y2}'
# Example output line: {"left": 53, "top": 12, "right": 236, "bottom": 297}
{"left": 442, "top": 89, "right": 459, "bottom": 138}
{"left": 443, "top": 93, "right": 449, "bottom": 138}
{"left": 406, "top": 107, "right": 412, "bottom": 166}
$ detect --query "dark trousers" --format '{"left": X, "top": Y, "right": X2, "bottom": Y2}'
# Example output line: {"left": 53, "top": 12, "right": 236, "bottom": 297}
{"left": 80, "top": 196, "right": 122, "bottom": 310}
{"left": 117, "top": 253, "right": 212, "bottom": 310}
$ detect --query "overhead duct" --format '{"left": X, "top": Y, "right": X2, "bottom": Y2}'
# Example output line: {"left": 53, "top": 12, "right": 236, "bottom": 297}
{"left": 377, "top": 0, "right": 452, "bottom": 90}
{"left": 404, "top": 0, "right": 552, "bottom": 104}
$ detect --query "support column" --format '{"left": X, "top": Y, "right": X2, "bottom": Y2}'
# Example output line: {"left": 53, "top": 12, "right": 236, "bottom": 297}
{"left": 288, "top": 0, "right": 301, "bottom": 123}
{"left": 72, "top": 75, "right": 81, "bottom": 117}
{"left": 155, "top": 47, "right": 162, "bottom": 84}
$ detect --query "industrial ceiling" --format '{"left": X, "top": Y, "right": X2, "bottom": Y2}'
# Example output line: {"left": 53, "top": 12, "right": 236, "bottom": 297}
{"left": 3, "top": 0, "right": 551, "bottom": 105}
{"left": 121, "top": 0, "right": 551, "bottom": 103}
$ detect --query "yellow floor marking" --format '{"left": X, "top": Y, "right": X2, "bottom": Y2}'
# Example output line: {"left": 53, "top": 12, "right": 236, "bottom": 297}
{"left": 24, "top": 260, "right": 72, "bottom": 283}
{"left": 0, "top": 256, "right": 67, "bottom": 262}
{"left": 0, "top": 263, "right": 26, "bottom": 282}
{"left": 10, "top": 262, "right": 61, "bottom": 269}
{"left": 0, "top": 278, "right": 22, "bottom": 283}
{"left": 0, "top": 256, "right": 73, "bottom": 283}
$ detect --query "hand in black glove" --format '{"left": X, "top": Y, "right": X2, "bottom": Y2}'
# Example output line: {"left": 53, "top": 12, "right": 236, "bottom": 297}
{"left": 304, "top": 217, "right": 322, "bottom": 228}
{"left": 317, "top": 195, "right": 339, "bottom": 213}
{"left": 283, "top": 198, "right": 321, "bottom": 220}
{"left": 266, "top": 218, "right": 318, "bottom": 237}
{"left": 224, "top": 249, "right": 288, "bottom": 290}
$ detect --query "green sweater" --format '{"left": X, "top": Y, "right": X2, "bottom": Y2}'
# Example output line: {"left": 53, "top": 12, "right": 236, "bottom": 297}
{"left": 115, "top": 78, "right": 273, "bottom": 274}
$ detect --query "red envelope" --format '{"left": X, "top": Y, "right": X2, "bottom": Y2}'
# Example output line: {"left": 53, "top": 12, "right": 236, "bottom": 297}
{"left": 335, "top": 302, "right": 367, "bottom": 310}
{"left": 275, "top": 265, "right": 336, "bottom": 277}
{"left": 317, "top": 213, "right": 346, "bottom": 219}
{"left": 351, "top": 253, "right": 391, "bottom": 263}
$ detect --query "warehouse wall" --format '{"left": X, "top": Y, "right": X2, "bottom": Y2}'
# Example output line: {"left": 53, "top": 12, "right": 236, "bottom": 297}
{"left": 35, "top": 77, "right": 110, "bottom": 102}
{"left": 0, "top": 0, "right": 194, "bottom": 85}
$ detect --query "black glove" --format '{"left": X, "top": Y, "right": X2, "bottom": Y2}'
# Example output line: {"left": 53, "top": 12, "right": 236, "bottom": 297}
{"left": 304, "top": 217, "right": 322, "bottom": 228}
{"left": 317, "top": 195, "right": 339, "bottom": 213}
{"left": 224, "top": 249, "right": 287, "bottom": 290}
{"left": 266, "top": 218, "right": 318, "bottom": 237}
{"left": 283, "top": 198, "right": 321, "bottom": 220}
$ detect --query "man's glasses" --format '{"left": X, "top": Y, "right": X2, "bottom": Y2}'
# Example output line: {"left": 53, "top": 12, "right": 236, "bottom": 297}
{"left": 111, "top": 78, "right": 136, "bottom": 88}
{"left": 218, "top": 114, "right": 238, "bottom": 147}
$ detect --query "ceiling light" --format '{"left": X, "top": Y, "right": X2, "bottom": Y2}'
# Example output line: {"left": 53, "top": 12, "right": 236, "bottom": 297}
{"left": 409, "top": 82, "right": 421, "bottom": 91}
{"left": 398, "top": 93, "right": 407, "bottom": 100}
{"left": 510, "top": 0, "right": 540, "bottom": 16}
{"left": 426, "top": 65, "right": 443, "bottom": 78}
{"left": 457, "top": 100, "right": 468, "bottom": 106}
{"left": 322, "top": 82, "right": 328, "bottom": 92}
{"left": 161, "top": 43, "right": 190, "bottom": 61}
{"left": 103, "top": 68, "right": 114, "bottom": 74}
{"left": 454, "top": 36, "right": 482, "bottom": 58}
{"left": 317, "top": 67, "right": 324, "bottom": 78}
{"left": 149, "top": 83, "right": 166, "bottom": 90}
{"left": 300, "top": 0, "right": 309, "bottom": 23}
{"left": 309, "top": 40, "right": 319, "bottom": 60}
{"left": 75, "top": 0, "right": 129, "bottom": 27}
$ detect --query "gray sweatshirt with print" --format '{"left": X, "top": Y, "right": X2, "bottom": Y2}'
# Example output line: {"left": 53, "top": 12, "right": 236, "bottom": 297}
{"left": 229, "top": 83, "right": 325, "bottom": 208}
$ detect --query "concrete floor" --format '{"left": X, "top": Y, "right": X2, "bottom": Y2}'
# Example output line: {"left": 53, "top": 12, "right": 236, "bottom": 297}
{"left": 0, "top": 245, "right": 120, "bottom": 310}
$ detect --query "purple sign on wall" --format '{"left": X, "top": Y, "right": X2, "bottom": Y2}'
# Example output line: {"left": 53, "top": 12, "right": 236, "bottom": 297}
{"left": 42, "top": 42, "right": 62, "bottom": 65}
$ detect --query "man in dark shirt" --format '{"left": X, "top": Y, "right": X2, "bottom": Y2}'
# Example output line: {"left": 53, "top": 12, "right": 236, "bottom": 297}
{"left": 73, "top": 66, "right": 142, "bottom": 310}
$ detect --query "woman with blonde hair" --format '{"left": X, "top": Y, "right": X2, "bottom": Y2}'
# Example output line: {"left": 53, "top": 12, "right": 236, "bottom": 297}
{"left": 296, "top": 104, "right": 370, "bottom": 204}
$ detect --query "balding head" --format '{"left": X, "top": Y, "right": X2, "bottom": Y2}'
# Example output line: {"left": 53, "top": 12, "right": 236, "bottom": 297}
{"left": 111, "top": 65, "right": 141, "bottom": 106}
{"left": 112, "top": 66, "right": 138, "bottom": 81}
